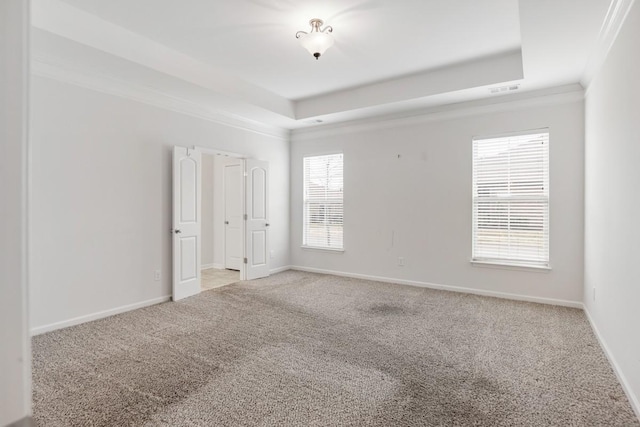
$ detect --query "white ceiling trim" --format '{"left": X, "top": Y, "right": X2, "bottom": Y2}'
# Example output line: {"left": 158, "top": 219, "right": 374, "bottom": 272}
{"left": 31, "top": 0, "right": 295, "bottom": 120}
{"left": 581, "top": 0, "right": 637, "bottom": 88}
{"left": 291, "top": 85, "right": 584, "bottom": 142}
{"left": 295, "top": 50, "right": 524, "bottom": 119}
{"left": 31, "top": 54, "right": 290, "bottom": 141}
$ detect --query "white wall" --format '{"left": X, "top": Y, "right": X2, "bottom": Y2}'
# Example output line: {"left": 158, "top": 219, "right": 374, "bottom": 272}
{"left": 291, "top": 97, "right": 585, "bottom": 305}
{"left": 0, "top": 1, "right": 31, "bottom": 425}
{"left": 201, "top": 153, "right": 214, "bottom": 268}
{"left": 584, "top": 0, "right": 640, "bottom": 415}
{"left": 29, "top": 76, "right": 290, "bottom": 332}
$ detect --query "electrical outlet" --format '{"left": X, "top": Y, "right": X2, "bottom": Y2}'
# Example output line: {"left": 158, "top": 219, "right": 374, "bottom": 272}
{"left": 154, "top": 270, "right": 161, "bottom": 281}
{"left": 398, "top": 257, "right": 405, "bottom": 267}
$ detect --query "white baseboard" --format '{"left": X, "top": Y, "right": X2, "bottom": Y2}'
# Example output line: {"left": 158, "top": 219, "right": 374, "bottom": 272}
{"left": 270, "top": 265, "right": 291, "bottom": 275}
{"left": 213, "top": 263, "right": 225, "bottom": 269}
{"left": 7, "top": 416, "right": 34, "bottom": 427}
{"left": 290, "top": 266, "right": 583, "bottom": 308}
{"left": 30, "top": 295, "right": 171, "bottom": 336}
{"left": 584, "top": 307, "right": 640, "bottom": 420}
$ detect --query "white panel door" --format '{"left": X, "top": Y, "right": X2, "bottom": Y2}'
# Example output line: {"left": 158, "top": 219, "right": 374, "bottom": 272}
{"left": 224, "top": 163, "right": 243, "bottom": 270}
{"left": 245, "top": 159, "right": 270, "bottom": 280}
{"left": 172, "top": 146, "right": 202, "bottom": 301}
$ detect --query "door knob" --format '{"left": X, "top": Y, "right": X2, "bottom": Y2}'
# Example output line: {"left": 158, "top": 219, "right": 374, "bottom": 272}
{"left": 265, "top": 223, "right": 270, "bottom": 227}
{"left": 225, "top": 221, "right": 229, "bottom": 225}
{"left": 174, "top": 229, "right": 181, "bottom": 234}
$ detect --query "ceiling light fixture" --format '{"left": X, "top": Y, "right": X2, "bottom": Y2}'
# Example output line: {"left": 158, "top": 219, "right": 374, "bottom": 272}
{"left": 296, "top": 19, "right": 334, "bottom": 60}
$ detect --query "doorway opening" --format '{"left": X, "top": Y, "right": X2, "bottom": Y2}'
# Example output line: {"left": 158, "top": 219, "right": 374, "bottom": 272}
{"left": 172, "top": 145, "right": 270, "bottom": 301}
{"left": 200, "top": 152, "right": 242, "bottom": 290}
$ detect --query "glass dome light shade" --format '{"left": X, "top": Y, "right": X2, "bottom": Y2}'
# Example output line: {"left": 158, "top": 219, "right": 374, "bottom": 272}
{"left": 299, "top": 31, "right": 334, "bottom": 59}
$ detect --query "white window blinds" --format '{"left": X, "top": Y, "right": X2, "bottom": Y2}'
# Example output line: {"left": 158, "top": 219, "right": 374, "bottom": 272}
{"left": 303, "top": 153, "right": 344, "bottom": 250}
{"left": 472, "top": 131, "right": 549, "bottom": 267}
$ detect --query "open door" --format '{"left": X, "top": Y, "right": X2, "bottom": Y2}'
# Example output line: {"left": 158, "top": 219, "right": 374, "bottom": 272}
{"left": 224, "top": 162, "right": 243, "bottom": 270}
{"left": 172, "top": 146, "right": 202, "bottom": 300}
{"left": 245, "top": 159, "right": 270, "bottom": 280}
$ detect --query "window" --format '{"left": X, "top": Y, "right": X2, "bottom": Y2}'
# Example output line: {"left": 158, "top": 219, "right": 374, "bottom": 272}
{"left": 472, "top": 130, "right": 549, "bottom": 268}
{"left": 303, "top": 153, "right": 344, "bottom": 250}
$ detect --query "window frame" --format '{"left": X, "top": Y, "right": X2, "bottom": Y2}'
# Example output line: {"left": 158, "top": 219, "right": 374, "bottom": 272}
{"left": 471, "top": 129, "right": 551, "bottom": 270}
{"left": 302, "top": 152, "right": 345, "bottom": 252}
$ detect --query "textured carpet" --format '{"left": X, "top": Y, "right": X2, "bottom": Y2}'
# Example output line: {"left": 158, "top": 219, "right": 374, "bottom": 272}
{"left": 32, "top": 271, "right": 639, "bottom": 426}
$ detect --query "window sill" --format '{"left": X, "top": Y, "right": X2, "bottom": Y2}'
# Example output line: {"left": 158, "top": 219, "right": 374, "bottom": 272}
{"left": 301, "top": 246, "right": 345, "bottom": 253}
{"left": 470, "top": 260, "right": 551, "bottom": 272}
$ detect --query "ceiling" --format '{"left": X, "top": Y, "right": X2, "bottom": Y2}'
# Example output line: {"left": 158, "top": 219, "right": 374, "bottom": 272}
{"left": 31, "top": 0, "right": 613, "bottom": 131}
{"left": 56, "top": 0, "right": 522, "bottom": 100}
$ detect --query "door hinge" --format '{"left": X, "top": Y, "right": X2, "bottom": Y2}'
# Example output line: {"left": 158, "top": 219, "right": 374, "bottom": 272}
{"left": 243, "top": 258, "right": 248, "bottom": 264}
{"left": 244, "top": 214, "right": 248, "bottom": 220}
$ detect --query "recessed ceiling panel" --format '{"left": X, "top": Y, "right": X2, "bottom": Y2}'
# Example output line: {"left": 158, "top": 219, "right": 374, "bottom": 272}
{"left": 58, "top": 0, "right": 521, "bottom": 100}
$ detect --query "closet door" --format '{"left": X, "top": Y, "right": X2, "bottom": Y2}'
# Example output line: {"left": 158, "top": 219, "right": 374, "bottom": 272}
{"left": 172, "top": 146, "right": 202, "bottom": 300}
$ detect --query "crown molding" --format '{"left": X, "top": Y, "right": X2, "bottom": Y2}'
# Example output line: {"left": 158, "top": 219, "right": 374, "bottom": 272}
{"left": 31, "top": 54, "right": 290, "bottom": 141}
{"left": 291, "top": 85, "right": 584, "bottom": 142}
{"left": 31, "top": 0, "right": 294, "bottom": 119}
{"left": 581, "top": 0, "right": 637, "bottom": 89}
{"left": 31, "top": 53, "right": 585, "bottom": 145}
{"left": 295, "top": 50, "right": 524, "bottom": 119}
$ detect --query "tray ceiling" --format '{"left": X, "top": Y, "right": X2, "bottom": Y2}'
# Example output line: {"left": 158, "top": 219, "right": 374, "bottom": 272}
{"left": 32, "top": 0, "right": 614, "bottom": 130}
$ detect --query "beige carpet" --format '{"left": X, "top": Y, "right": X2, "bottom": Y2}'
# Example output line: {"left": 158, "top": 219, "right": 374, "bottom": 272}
{"left": 32, "top": 271, "right": 639, "bottom": 426}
